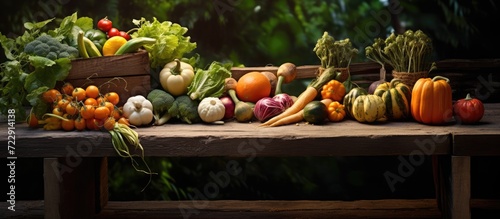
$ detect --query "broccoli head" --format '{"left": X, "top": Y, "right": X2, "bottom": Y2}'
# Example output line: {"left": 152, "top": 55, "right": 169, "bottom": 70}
{"left": 23, "top": 40, "right": 41, "bottom": 54}
{"left": 168, "top": 95, "right": 201, "bottom": 124}
{"left": 61, "top": 44, "right": 79, "bottom": 58}
{"left": 146, "top": 89, "right": 175, "bottom": 125}
{"left": 46, "top": 52, "right": 58, "bottom": 60}
{"left": 23, "top": 34, "right": 79, "bottom": 60}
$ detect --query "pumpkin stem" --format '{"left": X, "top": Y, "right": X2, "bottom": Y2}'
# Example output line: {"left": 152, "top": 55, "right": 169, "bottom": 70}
{"left": 171, "top": 59, "right": 182, "bottom": 75}
{"left": 431, "top": 75, "right": 450, "bottom": 83}
{"left": 390, "top": 78, "right": 403, "bottom": 88}
{"left": 465, "top": 93, "right": 472, "bottom": 100}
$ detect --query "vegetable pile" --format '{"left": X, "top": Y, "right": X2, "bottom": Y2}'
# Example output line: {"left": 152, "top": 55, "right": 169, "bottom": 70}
{"left": 0, "top": 12, "right": 164, "bottom": 121}
{"left": 27, "top": 82, "right": 154, "bottom": 181}
{"left": 0, "top": 12, "right": 484, "bottom": 193}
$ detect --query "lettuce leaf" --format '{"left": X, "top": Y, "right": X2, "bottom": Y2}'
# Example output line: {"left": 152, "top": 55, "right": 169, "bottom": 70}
{"left": 132, "top": 17, "right": 197, "bottom": 69}
{"left": 187, "top": 61, "right": 232, "bottom": 101}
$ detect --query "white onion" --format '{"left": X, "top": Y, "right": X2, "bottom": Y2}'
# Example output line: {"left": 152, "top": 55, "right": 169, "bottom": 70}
{"left": 254, "top": 97, "right": 284, "bottom": 122}
{"left": 273, "top": 93, "right": 294, "bottom": 109}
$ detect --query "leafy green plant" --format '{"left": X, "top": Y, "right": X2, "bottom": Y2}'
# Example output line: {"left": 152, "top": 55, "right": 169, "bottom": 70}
{"left": 131, "top": 17, "right": 197, "bottom": 70}
{"left": 365, "top": 30, "right": 433, "bottom": 73}
{"left": 0, "top": 13, "right": 92, "bottom": 120}
{"left": 313, "top": 31, "right": 358, "bottom": 69}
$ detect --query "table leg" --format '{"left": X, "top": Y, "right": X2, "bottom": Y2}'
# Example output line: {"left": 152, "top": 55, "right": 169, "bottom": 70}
{"left": 44, "top": 158, "right": 61, "bottom": 219}
{"left": 43, "top": 157, "right": 108, "bottom": 218}
{"left": 451, "top": 156, "right": 471, "bottom": 219}
{"left": 432, "top": 155, "right": 449, "bottom": 218}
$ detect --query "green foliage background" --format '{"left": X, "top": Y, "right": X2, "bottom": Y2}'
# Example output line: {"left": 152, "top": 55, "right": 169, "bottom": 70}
{"left": 2, "top": 0, "right": 499, "bottom": 201}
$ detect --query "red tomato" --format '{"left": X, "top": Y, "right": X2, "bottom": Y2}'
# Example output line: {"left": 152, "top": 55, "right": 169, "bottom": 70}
{"left": 107, "top": 28, "right": 120, "bottom": 38}
{"left": 119, "top": 31, "right": 131, "bottom": 40}
{"left": 453, "top": 93, "right": 484, "bottom": 124}
{"left": 97, "top": 17, "right": 113, "bottom": 32}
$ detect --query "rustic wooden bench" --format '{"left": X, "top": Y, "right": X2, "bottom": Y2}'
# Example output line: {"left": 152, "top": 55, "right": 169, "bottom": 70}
{"left": 1, "top": 60, "right": 499, "bottom": 219}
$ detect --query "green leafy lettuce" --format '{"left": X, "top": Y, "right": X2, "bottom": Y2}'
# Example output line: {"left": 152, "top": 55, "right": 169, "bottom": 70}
{"left": 0, "top": 12, "right": 93, "bottom": 120}
{"left": 131, "top": 17, "right": 197, "bottom": 70}
{"left": 187, "top": 61, "right": 232, "bottom": 101}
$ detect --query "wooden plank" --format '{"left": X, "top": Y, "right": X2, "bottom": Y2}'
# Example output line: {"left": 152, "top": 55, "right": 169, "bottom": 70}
{"left": 95, "top": 199, "right": 442, "bottom": 219}
{"left": 452, "top": 103, "right": 500, "bottom": 156}
{"left": 2, "top": 199, "right": 499, "bottom": 219}
{"left": 97, "top": 157, "right": 109, "bottom": 212}
{"left": 66, "top": 50, "right": 150, "bottom": 80}
{"left": 231, "top": 65, "right": 319, "bottom": 80}
{"left": 453, "top": 135, "right": 500, "bottom": 156}
{"left": 43, "top": 158, "right": 61, "bottom": 219}
{"left": 432, "top": 155, "right": 450, "bottom": 218}
{"left": 451, "top": 156, "right": 471, "bottom": 219}
{"left": 230, "top": 62, "right": 383, "bottom": 80}
{"left": 1, "top": 119, "right": 452, "bottom": 157}
{"left": 42, "top": 158, "right": 98, "bottom": 219}
{"left": 196, "top": 59, "right": 500, "bottom": 82}
{"left": 1, "top": 103, "right": 498, "bottom": 158}
{"left": 471, "top": 199, "right": 500, "bottom": 209}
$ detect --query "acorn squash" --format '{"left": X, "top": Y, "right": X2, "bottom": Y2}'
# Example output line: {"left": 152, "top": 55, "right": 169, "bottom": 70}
{"left": 343, "top": 87, "right": 368, "bottom": 118}
{"left": 352, "top": 94, "right": 386, "bottom": 123}
{"left": 374, "top": 79, "right": 411, "bottom": 120}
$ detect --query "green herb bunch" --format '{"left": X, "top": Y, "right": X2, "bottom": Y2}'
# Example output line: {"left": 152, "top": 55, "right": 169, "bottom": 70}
{"left": 365, "top": 30, "right": 433, "bottom": 73}
{"left": 313, "top": 31, "right": 358, "bottom": 69}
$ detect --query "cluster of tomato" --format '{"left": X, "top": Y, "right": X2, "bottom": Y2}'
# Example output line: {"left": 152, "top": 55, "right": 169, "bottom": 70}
{"left": 97, "top": 17, "right": 130, "bottom": 40}
{"left": 29, "top": 82, "right": 129, "bottom": 131}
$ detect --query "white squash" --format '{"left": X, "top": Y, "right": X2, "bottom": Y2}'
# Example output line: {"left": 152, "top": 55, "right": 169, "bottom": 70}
{"left": 122, "top": 95, "right": 154, "bottom": 126}
{"left": 159, "top": 59, "right": 195, "bottom": 96}
{"left": 352, "top": 94, "right": 386, "bottom": 123}
{"left": 198, "top": 97, "right": 225, "bottom": 123}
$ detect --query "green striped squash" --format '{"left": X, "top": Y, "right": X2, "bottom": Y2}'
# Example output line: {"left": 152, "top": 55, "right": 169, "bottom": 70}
{"left": 352, "top": 94, "right": 386, "bottom": 123}
{"left": 373, "top": 79, "right": 412, "bottom": 120}
{"left": 343, "top": 87, "right": 368, "bottom": 118}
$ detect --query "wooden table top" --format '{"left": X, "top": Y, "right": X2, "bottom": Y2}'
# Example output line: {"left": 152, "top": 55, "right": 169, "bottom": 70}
{"left": 449, "top": 103, "right": 500, "bottom": 156}
{"left": 1, "top": 104, "right": 498, "bottom": 158}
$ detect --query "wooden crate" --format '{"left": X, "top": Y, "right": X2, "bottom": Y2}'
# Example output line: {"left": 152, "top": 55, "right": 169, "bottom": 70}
{"left": 64, "top": 50, "right": 151, "bottom": 106}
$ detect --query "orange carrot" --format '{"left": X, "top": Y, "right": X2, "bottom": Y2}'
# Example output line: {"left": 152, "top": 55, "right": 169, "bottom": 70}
{"left": 268, "top": 98, "right": 333, "bottom": 127}
{"left": 261, "top": 87, "right": 317, "bottom": 126}
{"left": 261, "top": 67, "right": 338, "bottom": 127}
{"left": 269, "top": 109, "right": 305, "bottom": 127}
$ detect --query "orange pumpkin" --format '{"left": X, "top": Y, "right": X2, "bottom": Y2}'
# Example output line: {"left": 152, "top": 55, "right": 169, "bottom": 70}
{"left": 411, "top": 76, "right": 453, "bottom": 125}
{"left": 327, "top": 101, "right": 346, "bottom": 122}
{"left": 321, "top": 79, "right": 346, "bottom": 101}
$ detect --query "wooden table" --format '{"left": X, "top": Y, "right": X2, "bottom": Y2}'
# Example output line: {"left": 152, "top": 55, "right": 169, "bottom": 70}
{"left": 1, "top": 104, "right": 499, "bottom": 219}
{"left": 447, "top": 103, "right": 500, "bottom": 219}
